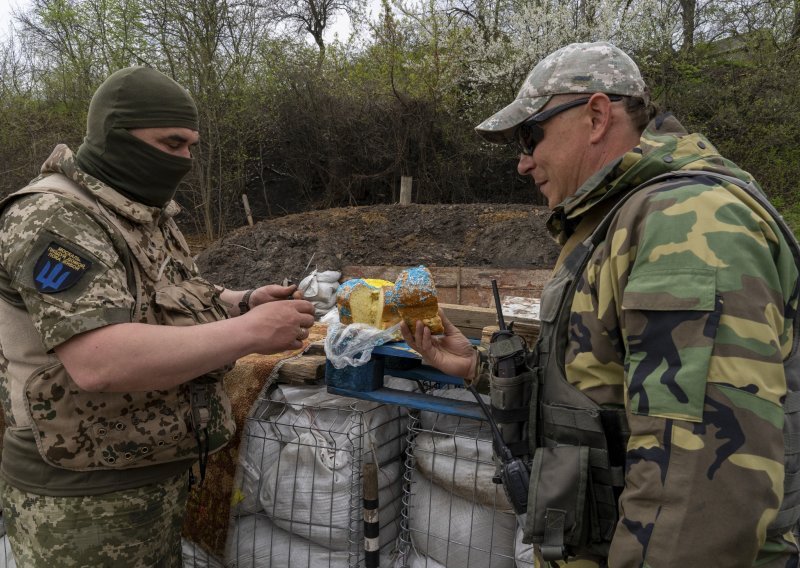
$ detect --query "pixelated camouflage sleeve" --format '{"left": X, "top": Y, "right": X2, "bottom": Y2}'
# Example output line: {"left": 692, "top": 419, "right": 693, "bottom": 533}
{"left": 570, "top": 179, "right": 798, "bottom": 566}
{"left": 0, "top": 193, "right": 135, "bottom": 351}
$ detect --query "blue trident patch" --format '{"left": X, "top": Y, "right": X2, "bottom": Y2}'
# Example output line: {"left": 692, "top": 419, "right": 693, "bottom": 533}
{"left": 33, "top": 242, "right": 92, "bottom": 294}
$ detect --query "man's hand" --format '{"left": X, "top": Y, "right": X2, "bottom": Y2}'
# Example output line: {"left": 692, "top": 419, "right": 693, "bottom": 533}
{"left": 221, "top": 284, "right": 303, "bottom": 317}
{"left": 56, "top": 297, "right": 318, "bottom": 392}
{"left": 251, "top": 283, "right": 302, "bottom": 305}
{"left": 400, "top": 308, "right": 477, "bottom": 380}
{"left": 244, "top": 299, "right": 316, "bottom": 353}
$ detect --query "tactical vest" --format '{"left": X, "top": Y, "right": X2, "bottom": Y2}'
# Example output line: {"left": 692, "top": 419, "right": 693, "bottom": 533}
{"left": 0, "top": 172, "right": 235, "bottom": 472}
{"left": 522, "top": 171, "right": 800, "bottom": 560}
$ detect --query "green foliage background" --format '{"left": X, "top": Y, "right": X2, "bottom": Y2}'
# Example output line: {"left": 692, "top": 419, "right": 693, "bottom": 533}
{"left": 0, "top": 0, "right": 798, "bottom": 239}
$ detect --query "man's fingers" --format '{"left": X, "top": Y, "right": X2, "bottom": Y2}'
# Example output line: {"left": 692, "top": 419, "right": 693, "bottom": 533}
{"left": 292, "top": 299, "right": 316, "bottom": 315}
{"left": 399, "top": 321, "right": 415, "bottom": 346}
{"left": 417, "top": 320, "right": 434, "bottom": 351}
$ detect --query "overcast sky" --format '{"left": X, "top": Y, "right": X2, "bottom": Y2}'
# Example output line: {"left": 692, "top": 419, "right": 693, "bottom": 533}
{"left": 0, "top": 1, "right": 358, "bottom": 44}
{"left": 0, "top": 0, "right": 25, "bottom": 40}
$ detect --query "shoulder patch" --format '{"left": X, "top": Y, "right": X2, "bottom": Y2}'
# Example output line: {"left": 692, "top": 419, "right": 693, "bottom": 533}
{"left": 33, "top": 242, "right": 93, "bottom": 294}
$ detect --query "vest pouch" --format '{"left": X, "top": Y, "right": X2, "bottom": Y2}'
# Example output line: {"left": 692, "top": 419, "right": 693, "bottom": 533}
{"left": 490, "top": 367, "right": 534, "bottom": 460}
{"left": 153, "top": 277, "right": 235, "bottom": 453}
{"left": 154, "top": 276, "right": 232, "bottom": 381}
{"left": 155, "top": 276, "right": 229, "bottom": 327}
{"left": 525, "top": 445, "right": 591, "bottom": 560}
{"left": 25, "top": 361, "right": 197, "bottom": 471}
{"left": 538, "top": 267, "right": 573, "bottom": 325}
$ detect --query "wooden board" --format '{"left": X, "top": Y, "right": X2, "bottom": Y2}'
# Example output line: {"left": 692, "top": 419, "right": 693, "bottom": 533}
{"left": 441, "top": 303, "right": 540, "bottom": 339}
{"left": 342, "top": 265, "right": 550, "bottom": 308}
{"left": 276, "top": 354, "right": 326, "bottom": 384}
{"left": 440, "top": 303, "right": 496, "bottom": 339}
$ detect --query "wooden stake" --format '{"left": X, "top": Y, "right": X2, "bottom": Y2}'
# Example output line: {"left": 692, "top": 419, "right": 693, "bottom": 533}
{"left": 363, "top": 462, "right": 380, "bottom": 567}
{"left": 242, "top": 194, "right": 254, "bottom": 226}
{"left": 399, "top": 176, "right": 413, "bottom": 205}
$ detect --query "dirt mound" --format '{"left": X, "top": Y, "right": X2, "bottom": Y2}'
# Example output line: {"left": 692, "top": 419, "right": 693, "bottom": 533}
{"left": 197, "top": 203, "right": 560, "bottom": 289}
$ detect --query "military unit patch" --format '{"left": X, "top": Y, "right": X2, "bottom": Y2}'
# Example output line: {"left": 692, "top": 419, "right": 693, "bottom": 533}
{"left": 33, "top": 242, "right": 93, "bottom": 294}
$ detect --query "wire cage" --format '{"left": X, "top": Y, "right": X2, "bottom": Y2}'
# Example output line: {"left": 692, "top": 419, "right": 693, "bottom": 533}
{"left": 397, "top": 387, "right": 532, "bottom": 568}
{"left": 225, "top": 381, "right": 410, "bottom": 567}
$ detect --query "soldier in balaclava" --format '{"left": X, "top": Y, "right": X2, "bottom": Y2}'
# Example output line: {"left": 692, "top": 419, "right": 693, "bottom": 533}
{"left": 0, "top": 66, "right": 315, "bottom": 567}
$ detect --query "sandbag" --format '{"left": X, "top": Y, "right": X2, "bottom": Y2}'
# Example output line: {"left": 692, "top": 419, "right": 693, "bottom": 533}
{"left": 409, "top": 472, "right": 516, "bottom": 568}
{"left": 181, "top": 538, "right": 223, "bottom": 568}
{"left": 260, "top": 382, "right": 410, "bottom": 465}
{"left": 260, "top": 436, "right": 404, "bottom": 550}
{"left": 227, "top": 514, "right": 398, "bottom": 567}
{"left": 234, "top": 380, "right": 411, "bottom": 516}
{"left": 0, "top": 536, "right": 15, "bottom": 568}
{"left": 418, "top": 388, "right": 489, "bottom": 437}
{"left": 232, "top": 416, "right": 283, "bottom": 515}
{"left": 414, "top": 388, "right": 512, "bottom": 510}
{"left": 227, "top": 514, "right": 350, "bottom": 568}
{"left": 299, "top": 270, "right": 342, "bottom": 318}
{"left": 414, "top": 431, "right": 511, "bottom": 511}
{"left": 515, "top": 525, "right": 535, "bottom": 568}
{"left": 394, "top": 549, "right": 447, "bottom": 568}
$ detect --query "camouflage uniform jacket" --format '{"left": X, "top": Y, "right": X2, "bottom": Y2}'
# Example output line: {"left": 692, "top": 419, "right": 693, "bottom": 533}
{"left": 0, "top": 145, "right": 234, "bottom": 493}
{"left": 548, "top": 114, "right": 799, "bottom": 567}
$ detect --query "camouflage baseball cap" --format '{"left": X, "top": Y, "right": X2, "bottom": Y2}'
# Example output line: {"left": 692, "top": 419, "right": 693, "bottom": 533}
{"left": 475, "top": 41, "right": 648, "bottom": 144}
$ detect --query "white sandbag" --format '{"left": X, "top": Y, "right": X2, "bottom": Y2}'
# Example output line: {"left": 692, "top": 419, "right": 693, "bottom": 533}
{"left": 227, "top": 514, "right": 350, "bottom": 568}
{"left": 300, "top": 270, "right": 342, "bottom": 317}
{"left": 234, "top": 380, "right": 412, "bottom": 516}
{"left": 394, "top": 548, "right": 446, "bottom": 568}
{"left": 409, "top": 472, "right": 516, "bottom": 568}
{"left": 0, "top": 536, "right": 15, "bottom": 568}
{"left": 260, "top": 436, "right": 404, "bottom": 550}
{"left": 227, "top": 514, "right": 398, "bottom": 567}
{"left": 232, "top": 417, "right": 283, "bottom": 514}
{"left": 259, "top": 381, "right": 411, "bottom": 466}
{"left": 515, "top": 525, "right": 535, "bottom": 568}
{"left": 181, "top": 538, "right": 223, "bottom": 568}
{"left": 418, "top": 388, "right": 492, "bottom": 438}
{"left": 414, "top": 431, "right": 511, "bottom": 511}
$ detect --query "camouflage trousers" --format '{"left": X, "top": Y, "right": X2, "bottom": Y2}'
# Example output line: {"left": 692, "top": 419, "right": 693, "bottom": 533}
{"left": 1, "top": 472, "right": 189, "bottom": 568}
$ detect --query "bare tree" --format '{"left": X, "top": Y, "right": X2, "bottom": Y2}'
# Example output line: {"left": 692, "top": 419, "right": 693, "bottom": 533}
{"left": 265, "top": 0, "right": 363, "bottom": 67}
{"left": 139, "top": 0, "right": 273, "bottom": 239}
{"left": 445, "top": 0, "right": 513, "bottom": 43}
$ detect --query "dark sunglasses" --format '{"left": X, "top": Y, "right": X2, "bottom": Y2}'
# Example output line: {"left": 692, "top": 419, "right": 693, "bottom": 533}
{"left": 514, "top": 94, "right": 623, "bottom": 155}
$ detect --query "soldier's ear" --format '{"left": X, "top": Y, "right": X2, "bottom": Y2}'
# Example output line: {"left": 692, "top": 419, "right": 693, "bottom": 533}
{"left": 586, "top": 93, "right": 614, "bottom": 144}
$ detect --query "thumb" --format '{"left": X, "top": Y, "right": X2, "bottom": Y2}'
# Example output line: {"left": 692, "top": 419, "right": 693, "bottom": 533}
{"left": 440, "top": 309, "right": 460, "bottom": 336}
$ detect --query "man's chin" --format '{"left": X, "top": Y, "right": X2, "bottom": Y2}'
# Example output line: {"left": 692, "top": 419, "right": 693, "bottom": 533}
{"left": 537, "top": 183, "right": 556, "bottom": 208}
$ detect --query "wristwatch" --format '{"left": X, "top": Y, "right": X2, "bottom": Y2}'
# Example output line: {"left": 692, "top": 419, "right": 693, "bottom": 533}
{"left": 239, "top": 289, "right": 255, "bottom": 314}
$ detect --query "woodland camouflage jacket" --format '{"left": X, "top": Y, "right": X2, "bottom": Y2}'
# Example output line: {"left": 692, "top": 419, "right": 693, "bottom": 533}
{"left": 549, "top": 114, "right": 800, "bottom": 567}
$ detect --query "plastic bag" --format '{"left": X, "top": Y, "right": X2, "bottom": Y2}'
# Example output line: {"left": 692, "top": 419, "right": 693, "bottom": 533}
{"left": 324, "top": 321, "right": 401, "bottom": 369}
{"left": 320, "top": 306, "right": 341, "bottom": 325}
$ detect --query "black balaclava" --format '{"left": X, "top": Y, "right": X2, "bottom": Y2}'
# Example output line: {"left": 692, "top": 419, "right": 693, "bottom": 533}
{"left": 75, "top": 66, "right": 199, "bottom": 208}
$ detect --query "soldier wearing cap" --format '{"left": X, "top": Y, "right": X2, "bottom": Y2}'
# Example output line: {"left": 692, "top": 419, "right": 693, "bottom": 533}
{"left": 0, "top": 67, "right": 315, "bottom": 566}
{"left": 402, "top": 42, "right": 800, "bottom": 566}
